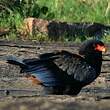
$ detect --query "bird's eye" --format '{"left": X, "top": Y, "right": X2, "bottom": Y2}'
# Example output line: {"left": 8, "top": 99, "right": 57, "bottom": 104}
{"left": 95, "top": 44, "right": 107, "bottom": 52}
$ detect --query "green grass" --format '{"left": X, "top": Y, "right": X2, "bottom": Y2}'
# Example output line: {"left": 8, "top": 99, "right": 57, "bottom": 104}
{"left": 37, "top": 0, "right": 110, "bottom": 23}
{"left": 0, "top": 0, "right": 110, "bottom": 42}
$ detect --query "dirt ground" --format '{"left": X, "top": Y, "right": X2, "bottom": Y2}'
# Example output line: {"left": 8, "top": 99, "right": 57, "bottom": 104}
{"left": 0, "top": 40, "right": 110, "bottom": 110}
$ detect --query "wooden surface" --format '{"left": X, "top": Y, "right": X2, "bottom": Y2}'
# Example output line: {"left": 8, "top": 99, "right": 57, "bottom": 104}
{"left": 0, "top": 40, "right": 110, "bottom": 110}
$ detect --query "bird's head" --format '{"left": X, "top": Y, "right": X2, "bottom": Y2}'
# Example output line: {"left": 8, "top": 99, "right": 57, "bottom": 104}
{"left": 79, "top": 39, "right": 107, "bottom": 56}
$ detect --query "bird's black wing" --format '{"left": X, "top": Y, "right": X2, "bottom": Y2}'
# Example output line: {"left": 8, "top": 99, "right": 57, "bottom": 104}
{"left": 6, "top": 51, "right": 97, "bottom": 87}
{"left": 6, "top": 55, "right": 64, "bottom": 87}
{"left": 21, "top": 53, "right": 68, "bottom": 87}
{"left": 39, "top": 50, "right": 97, "bottom": 85}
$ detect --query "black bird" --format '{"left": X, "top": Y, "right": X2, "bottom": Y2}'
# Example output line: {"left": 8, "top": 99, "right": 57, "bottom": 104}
{"left": 6, "top": 39, "right": 106, "bottom": 95}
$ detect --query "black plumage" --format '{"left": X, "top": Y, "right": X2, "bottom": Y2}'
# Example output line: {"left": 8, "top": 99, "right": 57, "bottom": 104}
{"left": 6, "top": 39, "right": 106, "bottom": 95}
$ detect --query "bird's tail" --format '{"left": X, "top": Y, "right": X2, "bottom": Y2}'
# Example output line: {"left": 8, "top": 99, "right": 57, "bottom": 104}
{"left": 6, "top": 55, "right": 27, "bottom": 68}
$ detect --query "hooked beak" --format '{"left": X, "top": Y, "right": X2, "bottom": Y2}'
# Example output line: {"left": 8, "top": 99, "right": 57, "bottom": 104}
{"left": 95, "top": 44, "right": 107, "bottom": 53}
